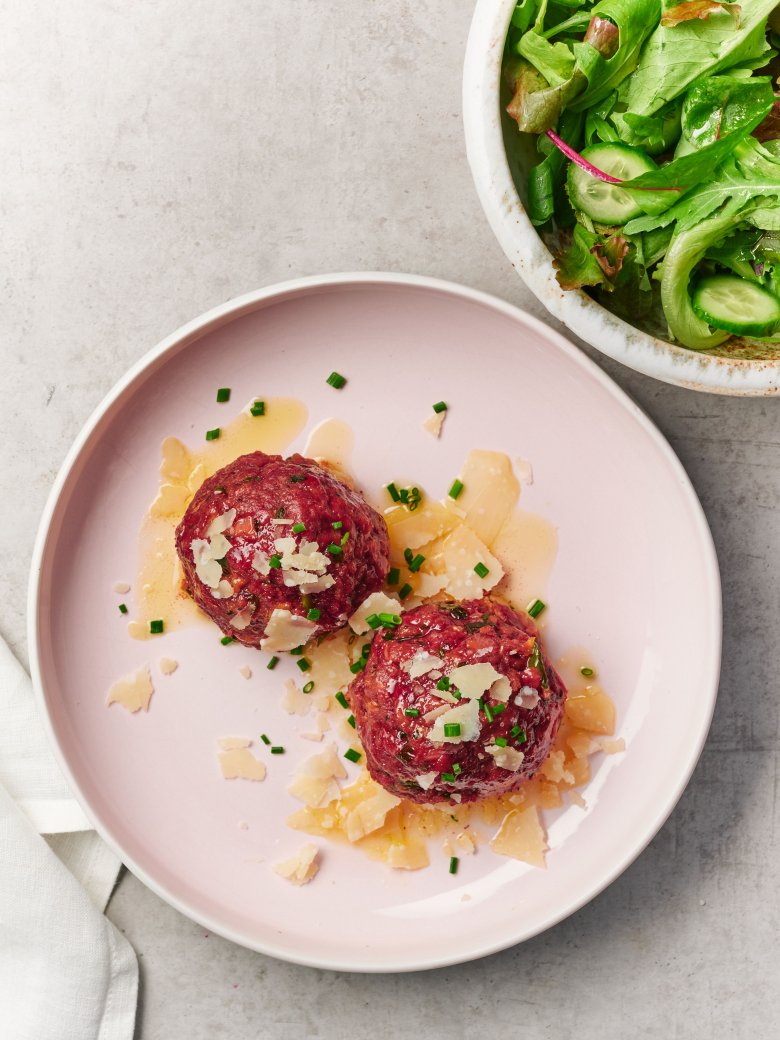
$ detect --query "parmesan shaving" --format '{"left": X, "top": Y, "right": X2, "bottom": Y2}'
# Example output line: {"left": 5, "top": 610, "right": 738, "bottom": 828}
{"left": 485, "top": 744, "right": 525, "bottom": 772}
{"left": 402, "top": 651, "right": 443, "bottom": 679}
{"left": 428, "top": 699, "right": 481, "bottom": 743}
{"left": 489, "top": 806, "right": 547, "bottom": 867}
{"left": 438, "top": 525, "right": 503, "bottom": 599}
{"left": 106, "top": 666, "right": 154, "bottom": 713}
{"left": 260, "top": 609, "right": 318, "bottom": 652}
{"left": 349, "top": 591, "right": 403, "bottom": 634}
{"left": 113, "top": 582, "right": 131, "bottom": 594}
{"left": 218, "top": 746, "right": 267, "bottom": 781}
{"left": 415, "top": 771, "right": 438, "bottom": 791}
{"left": 159, "top": 657, "right": 178, "bottom": 676}
{"left": 346, "top": 790, "right": 402, "bottom": 843}
{"left": 423, "top": 410, "right": 446, "bottom": 438}
{"left": 281, "top": 678, "right": 313, "bottom": 717}
{"left": 272, "top": 843, "right": 320, "bottom": 886}
{"left": 238, "top": 665, "right": 252, "bottom": 680}
{"left": 447, "top": 662, "right": 506, "bottom": 700}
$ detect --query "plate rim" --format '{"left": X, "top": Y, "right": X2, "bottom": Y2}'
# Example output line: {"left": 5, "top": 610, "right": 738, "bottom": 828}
{"left": 27, "top": 271, "right": 722, "bottom": 972}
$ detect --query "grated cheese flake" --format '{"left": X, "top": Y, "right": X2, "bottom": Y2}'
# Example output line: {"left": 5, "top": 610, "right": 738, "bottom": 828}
{"left": 428, "top": 699, "right": 481, "bottom": 743}
{"left": 349, "top": 591, "right": 403, "bottom": 635}
{"left": 272, "top": 843, "right": 320, "bottom": 886}
{"left": 485, "top": 744, "right": 525, "bottom": 772}
{"left": 218, "top": 746, "right": 267, "bottom": 781}
{"left": 260, "top": 609, "right": 319, "bottom": 652}
{"left": 159, "top": 657, "right": 178, "bottom": 676}
{"left": 403, "top": 650, "right": 443, "bottom": 679}
{"left": 489, "top": 806, "right": 547, "bottom": 867}
{"left": 281, "top": 678, "right": 313, "bottom": 717}
{"left": 447, "top": 662, "right": 506, "bottom": 700}
{"left": 106, "top": 666, "right": 154, "bottom": 713}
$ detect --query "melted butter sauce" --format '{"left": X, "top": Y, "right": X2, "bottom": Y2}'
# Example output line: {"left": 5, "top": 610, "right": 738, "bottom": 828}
{"left": 129, "top": 398, "right": 307, "bottom": 638}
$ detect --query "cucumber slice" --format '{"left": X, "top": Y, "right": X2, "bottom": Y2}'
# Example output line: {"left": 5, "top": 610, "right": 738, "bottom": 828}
{"left": 566, "top": 143, "right": 656, "bottom": 225}
{"left": 691, "top": 274, "right": 780, "bottom": 337}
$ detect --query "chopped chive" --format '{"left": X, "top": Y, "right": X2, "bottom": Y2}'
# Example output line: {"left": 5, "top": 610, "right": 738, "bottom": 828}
{"left": 492, "top": 703, "right": 506, "bottom": 715}
{"left": 268, "top": 554, "right": 282, "bottom": 569}
{"left": 220, "top": 635, "right": 235, "bottom": 645}
{"left": 260, "top": 734, "right": 271, "bottom": 745}
{"left": 291, "top": 522, "right": 306, "bottom": 534}
{"left": 398, "top": 583, "right": 413, "bottom": 601}
{"left": 449, "top": 856, "right": 459, "bottom": 874}
{"left": 378, "top": 612, "right": 402, "bottom": 627}
{"left": 432, "top": 401, "right": 447, "bottom": 414}
{"left": 452, "top": 689, "right": 462, "bottom": 700}
{"left": 495, "top": 736, "right": 508, "bottom": 748}
{"left": 408, "top": 554, "right": 425, "bottom": 573}
{"left": 267, "top": 655, "right": 279, "bottom": 670}
{"left": 249, "top": 399, "right": 265, "bottom": 417}
{"left": 529, "top": 639, "right": 550, "bottom": 689}
{"left": 436, "top": 676, "right": 451, "bottom": 691}
{"left": 510, "top": 725, "right": 522, "bottom": 738}
{"left": 350, "top": 659, "right": 366, "bottom": 674}
{"left": 216, "top": 387, "right": 231, "bottom": 403}
{"left": 326, "top": 543, "right": 343, "bottom": 556}
{"left": 443, "top": 723, "right": 461, "bottom": 737}
{"left": 341, "top": 531, "right": 350, "bottom": 546}
{"left": 404, "top": 547, "right": 414, "bottom": 565}
{"left": 149, "top": 619, "right": 164, "bottom": 634}
{"left": 270, "top": 746, "right": 285, "bottom": 754}
{"left": 289, "top": 474, "right": 306, "bottom": 483}
{"left": 361, "top": 643, "right": 371, "bottom": 658}
{"left": 344, "top": 748, "right": 361, "bottom": 763}
{"left": 517, "top": 729, "right": 528, "bottom": 744}
{"left": 326, "top": 371, "right": 347, "bottom": 389}
{"left": 296, "top": 658, "right": 311, "bottom": 672}
{"left": 441, "top": 772, "right": 456, "bottom": 782}
{"left": 366, "top": 613, "right": 382, "bottom": 630}
{"left": 347, "top": 714, "right": 356, "bottom": 728}
{"left": 452, "top": 762, "right": 462, "bottom": 775}
{"left": 448, "top": 479, "right": 464, "bottom": 499}
{"left": 386, "top": 482, "right": 401, "bottom": 502}
{"left": 332, "top": 521, "right": 343, "bottom": 529}
{"left": 483, "top": 701, "right": 495, "bottom": 723}
{"left": 387, "top": 567, "right": 400, "bottom": 585}
{"left": 205, "top": 428, "right": 221, "bottom": 441}
{"left": 118, "top": 603, "right": 128, "bottom": 614}
{"left": 289, "top": 645, "right": 304, "bottom": 655}
{"left": 527, "top": 598, "right": 546, "bottom": 619}
{"left": 302, "top": 680, "right": 315, "bottom": 693}
{"left": 474, "top": 562, "right": 489, "bottom": 579}
{"left": 580, "top": 666, "right": 595, "bottom": 678}
{"left": 404, "top": 708, "right": 421, "bottom": 717}
{"left": 306, "top": 608, "right": 321, "bottom": 621}
{"left": 335, "top": 691, "right": 349, "bottom": 709}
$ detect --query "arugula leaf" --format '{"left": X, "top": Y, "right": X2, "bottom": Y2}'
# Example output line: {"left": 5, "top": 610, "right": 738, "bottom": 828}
{"left": 624, "top": 0, "right": 778, "bottom": 117}
{"left": 620, "top": 76, "right": 774, "bottom": 208}
{"left": 625, "top": 139, "right": 780, "bottom": 233}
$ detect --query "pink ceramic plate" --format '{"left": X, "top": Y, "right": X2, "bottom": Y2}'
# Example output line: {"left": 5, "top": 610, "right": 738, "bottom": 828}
{"left": 29, "top": 274, "right": 721, "bottom": 971}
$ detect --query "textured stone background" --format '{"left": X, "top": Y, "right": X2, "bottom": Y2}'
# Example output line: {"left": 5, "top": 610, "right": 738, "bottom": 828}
{"left": 2, "top": 2, "right": 779, "bottom": 1036}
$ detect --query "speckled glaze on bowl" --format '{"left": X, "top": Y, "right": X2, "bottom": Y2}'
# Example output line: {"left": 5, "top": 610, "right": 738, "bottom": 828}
{"left": 463, "top": 0, "right": 780, "bottom": 396}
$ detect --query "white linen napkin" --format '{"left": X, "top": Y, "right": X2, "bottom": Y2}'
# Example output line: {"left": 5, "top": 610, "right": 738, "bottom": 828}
{"left": 0, "top": 637, "right": 138, "bottom": 1039}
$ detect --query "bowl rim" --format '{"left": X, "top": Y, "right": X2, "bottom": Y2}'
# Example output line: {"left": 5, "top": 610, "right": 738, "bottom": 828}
{"left": 27, "top": 271, "right": 722, "bottom": 971}
{"left": 462, "top": 0, "right": 780, "bottom": 396}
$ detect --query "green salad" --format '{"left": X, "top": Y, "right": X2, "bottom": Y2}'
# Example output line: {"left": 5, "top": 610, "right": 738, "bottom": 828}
{"left": 503, "top": 0, "right": 780, "bottom": 352}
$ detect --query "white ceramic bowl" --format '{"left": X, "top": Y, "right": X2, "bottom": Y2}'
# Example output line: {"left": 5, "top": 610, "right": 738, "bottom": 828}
{"left": 463, "top": 0, "right": 780, "bottom": 396}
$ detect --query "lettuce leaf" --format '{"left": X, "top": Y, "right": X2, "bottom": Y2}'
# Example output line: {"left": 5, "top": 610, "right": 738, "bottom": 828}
{"left": 624, "top": 0, "right": 777, "bottom": 117}
{"left": 624, "top": 139, "right": 780, "bottom": 234}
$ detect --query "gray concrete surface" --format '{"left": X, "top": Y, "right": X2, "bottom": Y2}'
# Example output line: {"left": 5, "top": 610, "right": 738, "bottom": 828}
{"left": 2, "top": 1, "right": 779, "bottom": 1037}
